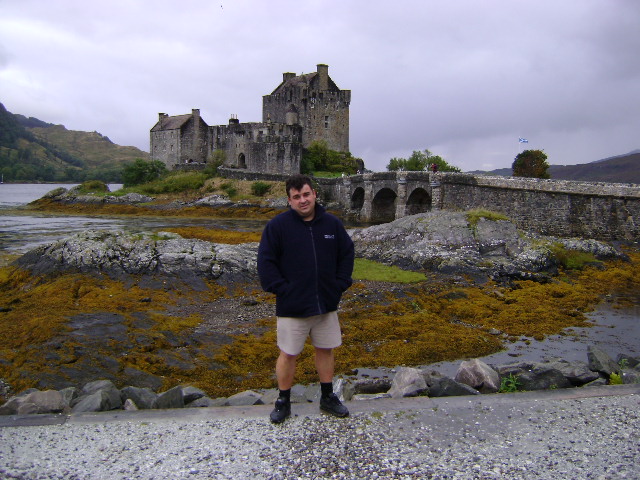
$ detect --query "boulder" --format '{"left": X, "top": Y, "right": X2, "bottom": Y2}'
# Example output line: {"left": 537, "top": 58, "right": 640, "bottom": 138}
{"left": 225, "top": 390, "right": 263, "bottom": 406}
{"left": 454, "top": 359, "right": 500, "bottom": 393}
{"left": 79, "top": 380, "right": 122, "bottom": 410}
{"left": 587, "top": 346, "right": 620, "bottom": 376}
{"left": 350, "top": 211, "right": 625, "bottom": 280}
{"left": 152, "top": 386, "right": 185, "bottom": 410}
{"left": 120, "top": 386, "right": 158, "bottom": 410}
{"left": 72, "top": 390, "right": 121, "bottom": 413}
{"left": 182, "top": 386, "right": 207, "bottom": 404}
{"left": 428, "top": 376, "right": 480, "bottom": 397}
{"left": 387, "top": 367, "right": 428, "bottom": 398}
{"left": 14, "top": 230, "right": 259, "bottom": 283}
{"left": 544, "top": 358, "right": 600, "bottom": 386}
{"left": 496, "top": 362, "right": 571, "bottom": 391}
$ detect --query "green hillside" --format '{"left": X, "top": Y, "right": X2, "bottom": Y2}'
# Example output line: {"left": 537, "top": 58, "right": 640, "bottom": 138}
{"left": 0, "top": 102, "right": 149, "bottom": 183}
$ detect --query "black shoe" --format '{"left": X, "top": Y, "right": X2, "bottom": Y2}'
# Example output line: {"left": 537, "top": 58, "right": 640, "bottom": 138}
{"left": 320, "top": 393, "right": 349, "bottom": 418}
{"left": 270, "top": 397, "right": 291, "bottom": 424}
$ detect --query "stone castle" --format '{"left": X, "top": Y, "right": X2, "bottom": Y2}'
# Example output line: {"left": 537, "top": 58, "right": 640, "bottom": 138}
{"left": 150, "top": 64, "right": 351, "bottom": 174}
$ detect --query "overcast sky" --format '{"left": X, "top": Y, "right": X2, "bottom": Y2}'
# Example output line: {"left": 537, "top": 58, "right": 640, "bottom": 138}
{"left": 1, "top": 0, "right": 639, "bottom": 173}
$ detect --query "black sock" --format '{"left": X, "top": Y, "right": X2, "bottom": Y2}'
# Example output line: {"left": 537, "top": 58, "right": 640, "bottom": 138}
{"left": 279, "top": 389, "right": 291, "bottom": 402}
{"left": 320, "top": 382, "right": 333, "bottom": 398}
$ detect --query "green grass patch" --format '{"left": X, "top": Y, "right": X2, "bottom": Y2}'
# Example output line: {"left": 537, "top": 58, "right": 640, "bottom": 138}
{"left": 353, "top": 258, "right": 426, "bottom": 283}
{"left": 548, "top": 243, "right": 599, "bottom": 270}
{"left": 136, "top": 171, "right": 208, "bottom": 194}
{"left": 466, "top": 209, "right": 510, "bottom": 233}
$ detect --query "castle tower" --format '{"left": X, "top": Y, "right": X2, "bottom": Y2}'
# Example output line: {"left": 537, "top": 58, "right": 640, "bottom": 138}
{"left": 262, "top": 64, "right": 351, "bottom": 152}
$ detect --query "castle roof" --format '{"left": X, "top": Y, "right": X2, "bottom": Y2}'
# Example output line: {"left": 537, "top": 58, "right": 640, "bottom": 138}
{"left": 151, "top": 114, "right": 192, "bottom": 132}
{"left": 269, "top": 71, "right": 339, "bottom": 95}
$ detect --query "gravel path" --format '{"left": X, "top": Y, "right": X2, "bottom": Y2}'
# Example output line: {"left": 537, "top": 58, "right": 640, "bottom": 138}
{"left": 1, "top": 386, "right": 638, "bottom": 479}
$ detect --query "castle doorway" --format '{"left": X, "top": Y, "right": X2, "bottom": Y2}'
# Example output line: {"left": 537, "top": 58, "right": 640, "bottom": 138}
{"left": 238, "top": 153, "right": 247, "bottom": 169}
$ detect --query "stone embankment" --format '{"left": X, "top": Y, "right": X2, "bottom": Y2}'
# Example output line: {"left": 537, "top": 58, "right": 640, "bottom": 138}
{"left": 1, "top": 345, "right": 637, "bottom": 416}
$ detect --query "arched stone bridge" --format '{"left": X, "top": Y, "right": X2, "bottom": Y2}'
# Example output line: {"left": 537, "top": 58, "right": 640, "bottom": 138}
{"left": 328, "top": 171, "right": 439, "bottom": 223}
{"left": 315, "top": 171, "right": 640, "bottom": 241}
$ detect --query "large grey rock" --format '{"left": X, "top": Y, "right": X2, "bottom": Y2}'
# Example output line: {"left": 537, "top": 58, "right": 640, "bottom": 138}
{"left": 544, "top": 358, "right": 601, "bottom": 386}
{"left": 454, "top": 359, "right": 500, "bottom": 393}
{"left": 350, "top": 211, "right": 624, "bottom": 279}
{"left": 225, "top": 390, "right": 263, "bottom": 406}
{"left": 182, "top": 386, "right": 207, "bottom": 404}
{"left": 152, "top": 386, "right": 185, "bottom": 409}
{"left": 80, "top": 380, "right": 122, "bottom": 410}
{"left": 496, "top": 362, "right": 572, "bottom": 391}
{"left": 428, "top": 376, "right": 480, "bottom": 397}
{"left": 587, "top": 346, "right": 621, "bottom": 376}
{"left": 14, "top": 230, "right": 259, "bottom": 282}
{"left": 72, "top": 390, "right": 121, "bottom": 413}
{"left": 21, "top": 390, "right": 66, "bottom": 414}
{"left": 387, "top": 367, "right": 428, "bottom": 398}
{"left": 120, "top": 386, "right": 158, "bottom": 410}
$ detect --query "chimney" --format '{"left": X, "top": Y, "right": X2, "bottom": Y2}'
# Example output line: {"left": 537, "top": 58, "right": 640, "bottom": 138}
{"left": 158, "top": 113, "right": 168, "bottom": 127}
{"left": 192, "top": 108, "right": 200, "bottom": 119}
{"left": 317, "top": 64, "right": 328, "bottom": 91}
{"left": 283, "top": 72, "right": 296, "bottom": 82}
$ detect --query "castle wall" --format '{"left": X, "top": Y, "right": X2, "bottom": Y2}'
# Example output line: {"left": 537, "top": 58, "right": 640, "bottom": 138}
{"left": 211, "top": 121, "right": 302, "bottom": 174}
{"left": 176, "top": 118, "right": 208, "bottom": 165}
{"left": 150, "top": 129, "right": 181, "bottom": 168}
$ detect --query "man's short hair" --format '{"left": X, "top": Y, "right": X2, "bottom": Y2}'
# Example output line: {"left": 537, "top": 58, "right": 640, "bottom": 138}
{"left": 286, "top": 174, "right": 314, "bottom": 197}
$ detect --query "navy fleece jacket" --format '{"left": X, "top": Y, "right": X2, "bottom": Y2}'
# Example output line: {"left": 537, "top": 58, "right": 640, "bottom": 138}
{"left": 257, "top": 204, "right": 354, "bottom": 318}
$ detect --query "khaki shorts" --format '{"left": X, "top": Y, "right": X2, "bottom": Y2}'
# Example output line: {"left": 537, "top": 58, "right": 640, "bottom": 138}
{"left": 277, "top": 311, "right": 342, "bottom": 356}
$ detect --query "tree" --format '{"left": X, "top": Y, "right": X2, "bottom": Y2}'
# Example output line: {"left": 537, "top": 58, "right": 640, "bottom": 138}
{"left": 301, "top": 140, "right": 363, "bottom": 175}
{"left": 512, "top": 149, "right": 550, "bottom": 179}
{"left": 122, "top": 159, "right": 168, "bottom": 187}
{"left": 386, "top": 149, "right": 461, "bottom": 172}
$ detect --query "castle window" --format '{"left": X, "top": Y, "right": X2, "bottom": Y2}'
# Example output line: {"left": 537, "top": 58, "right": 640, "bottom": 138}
{"left": 324, "top": 116, "right": 329, "bottom": 129}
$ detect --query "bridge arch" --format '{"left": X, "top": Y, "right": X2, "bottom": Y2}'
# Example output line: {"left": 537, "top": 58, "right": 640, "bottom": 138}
{"left": 406, "top": 187, "right": 432, "bottom": 215}
{"left": 371, "top": 187, "right": 397, "bottom": 223}
{"left": 350, "top": 186, "right": 365, "bottom": 210}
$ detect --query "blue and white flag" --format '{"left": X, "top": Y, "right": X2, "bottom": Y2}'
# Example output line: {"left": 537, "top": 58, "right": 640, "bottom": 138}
{"left": 519, "top": 137, "right": 529, "bottom": 143}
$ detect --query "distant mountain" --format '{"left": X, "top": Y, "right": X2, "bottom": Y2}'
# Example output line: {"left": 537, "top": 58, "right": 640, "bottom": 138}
{"left": 0, "top": 102, "right": 149, "bottom": 183}
{"left": 469, "top": 151, "right": 640, "bottom": 184}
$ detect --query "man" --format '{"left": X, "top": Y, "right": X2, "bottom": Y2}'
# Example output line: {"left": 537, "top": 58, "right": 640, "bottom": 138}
{"left": 257, "top": 174, "right": 354, "bottom": 424}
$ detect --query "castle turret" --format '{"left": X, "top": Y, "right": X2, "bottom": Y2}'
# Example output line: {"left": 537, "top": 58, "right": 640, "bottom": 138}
{"left": 317, "top": 64, "right": 329, "bottom": 91}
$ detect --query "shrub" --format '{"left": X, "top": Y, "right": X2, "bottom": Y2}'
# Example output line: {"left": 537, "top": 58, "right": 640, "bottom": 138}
{"left": 76, "top": 180, "right": 109, "bottom": 194}
{"left": 138, "top": 172, "right": 207, "bottom": 194}
{"left": 251, "top": 181, "right": 272, "bottom": 197}
{"left": 499, "top": 373, "right": 521, "bottom": 393}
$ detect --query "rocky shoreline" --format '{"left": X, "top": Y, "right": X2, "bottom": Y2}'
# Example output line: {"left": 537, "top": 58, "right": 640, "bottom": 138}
{"left": 2, "top": 185, "right": 638, "bottom": 416}
{"left": 2, "top": 344, "right": 638, "bottom": 416}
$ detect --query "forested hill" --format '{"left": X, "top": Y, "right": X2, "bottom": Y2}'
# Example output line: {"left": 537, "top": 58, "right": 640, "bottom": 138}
{"left": 0, "top": 102, "right": 149, "bottom": 183}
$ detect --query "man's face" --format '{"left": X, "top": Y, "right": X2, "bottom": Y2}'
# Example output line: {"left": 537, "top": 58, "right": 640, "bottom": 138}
{"left": 287, "top": 183, "right": 317, "bottom": 221}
